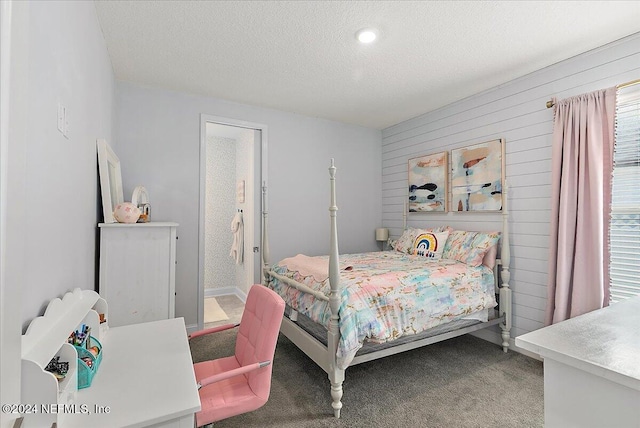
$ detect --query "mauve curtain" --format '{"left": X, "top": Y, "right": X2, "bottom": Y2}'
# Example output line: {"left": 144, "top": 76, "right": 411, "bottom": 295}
{"left": 545, "top": 87, "right": 616, "bottom": 325}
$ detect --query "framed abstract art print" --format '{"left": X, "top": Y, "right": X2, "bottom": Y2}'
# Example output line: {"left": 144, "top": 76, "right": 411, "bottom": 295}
{"left": 450, "top": 138, "right": 504, "bottom": 212}
{"left": 408, "top": 151, "right": 448, "bottom": 212}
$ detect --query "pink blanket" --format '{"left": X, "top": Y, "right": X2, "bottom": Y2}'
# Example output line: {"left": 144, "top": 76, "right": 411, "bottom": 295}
{"left": 279, "top": 254, "right": 351, "bottom": 282}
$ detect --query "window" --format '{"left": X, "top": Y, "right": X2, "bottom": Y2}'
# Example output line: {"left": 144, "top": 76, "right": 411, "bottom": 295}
{"left": 610, "top": 83, "right": 640, "bottom": 303}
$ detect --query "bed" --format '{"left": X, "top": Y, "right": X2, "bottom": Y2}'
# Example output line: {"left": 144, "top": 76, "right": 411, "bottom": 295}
{"left": 261, "top": 159, "right": 512, "bottom": 418}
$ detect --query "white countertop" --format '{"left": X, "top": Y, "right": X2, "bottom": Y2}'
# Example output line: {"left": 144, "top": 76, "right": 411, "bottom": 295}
{"left": 99, "top": 222, "right": 179, "bottom": 228}
{"left": 516, "top": 296, "right": 640, "bottom": 392}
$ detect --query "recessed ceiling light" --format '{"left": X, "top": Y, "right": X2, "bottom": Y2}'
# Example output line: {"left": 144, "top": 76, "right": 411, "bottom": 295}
{"left": 356, "top": 28, "right": 378, "bottom": 44}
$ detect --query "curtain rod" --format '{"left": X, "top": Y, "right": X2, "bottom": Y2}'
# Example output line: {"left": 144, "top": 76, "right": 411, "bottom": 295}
{"left": 545, "top": 78, "right": 640, "bottom": 108}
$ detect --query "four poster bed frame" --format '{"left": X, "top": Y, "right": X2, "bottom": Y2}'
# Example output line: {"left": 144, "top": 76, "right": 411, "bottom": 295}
{"left": 261, "top": 159, "right": 512, "bottom": 418}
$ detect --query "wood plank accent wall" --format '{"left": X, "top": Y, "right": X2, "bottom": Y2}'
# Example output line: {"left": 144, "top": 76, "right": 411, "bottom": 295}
{"left": 381, "top": 33, "right": 640, "bottom": 340}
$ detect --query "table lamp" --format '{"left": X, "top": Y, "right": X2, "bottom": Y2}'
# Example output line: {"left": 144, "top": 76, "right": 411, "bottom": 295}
{"left": 375, "top": 227, "right": 389, "bottom": 251}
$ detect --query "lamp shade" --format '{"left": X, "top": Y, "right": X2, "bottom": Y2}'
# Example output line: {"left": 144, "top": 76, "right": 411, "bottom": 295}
{"left": 375, "top": 228, "right": 389, "bottom": 242}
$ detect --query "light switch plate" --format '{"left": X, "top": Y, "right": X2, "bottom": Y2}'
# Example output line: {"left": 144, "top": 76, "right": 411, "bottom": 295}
{"left": 57, "top": 103, "right": 68, "bottom": 138}
{"left": 63, "top": 107, "right": 68, "bottom": 138}
{"left": 57, "top": 103, "right": 65, "bottom": 134}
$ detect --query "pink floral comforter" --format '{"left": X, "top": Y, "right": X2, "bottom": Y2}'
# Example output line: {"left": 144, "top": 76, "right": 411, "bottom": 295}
{"left": 269, "top": 251, "right": 496, "bottom": 369}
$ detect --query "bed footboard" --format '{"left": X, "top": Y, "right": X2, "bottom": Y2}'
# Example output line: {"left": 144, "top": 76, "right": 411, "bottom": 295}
{"left": 499, "top": 181, "right": 512, "bottom": 352}
{"left": 327, "top": 160, "right": 344, "bottom": 418}
{"left": 262, "top": 160, "right": 345, "bottom": 418}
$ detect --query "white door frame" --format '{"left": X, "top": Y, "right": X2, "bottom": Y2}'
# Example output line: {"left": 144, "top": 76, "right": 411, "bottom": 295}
{"left": 0, "top": 3, "right": 13, "bottom": 423}
{"left": 1, "top": 1, "right": 28, "bottom": 425}
{"left": 197, "top": 114, "right": 268, "bottom": 332}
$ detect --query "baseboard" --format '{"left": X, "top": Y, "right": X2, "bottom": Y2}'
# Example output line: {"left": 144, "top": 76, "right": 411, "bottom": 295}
{"left": 470, "top": 329, "right": 542, "bottom": 361}
{"left": 204, "top": 286, "right": 236, "bottom": 298}
{"left": 204, "top": 286, "right": 248, "bottom": 302}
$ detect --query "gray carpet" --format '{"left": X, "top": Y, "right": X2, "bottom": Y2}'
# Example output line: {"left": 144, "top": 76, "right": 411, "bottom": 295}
{"left": 190, "top": 331, "right": 543, "bottom": 427}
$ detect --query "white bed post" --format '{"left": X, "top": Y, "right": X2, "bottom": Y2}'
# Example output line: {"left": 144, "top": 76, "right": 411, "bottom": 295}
{"left": 403, "top": 200, "right": 407, "bottom": 231}
{"left": 327, "top": 159, "right": 344, "bottom": 418}
{"left": 262, "top": 182, "right": 270, "bottom": 284}
{"left": 500, "top": 180, "right": 512, "bottom": 352}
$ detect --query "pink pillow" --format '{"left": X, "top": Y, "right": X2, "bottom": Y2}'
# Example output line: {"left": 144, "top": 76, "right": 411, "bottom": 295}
{"left": 482, "top": 245, "right": 498, "bottom": 269}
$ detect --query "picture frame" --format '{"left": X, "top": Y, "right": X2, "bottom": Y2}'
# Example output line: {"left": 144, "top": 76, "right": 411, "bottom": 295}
{"left": 408, "top": 151, "right": 448, "bottom": 212}
{"left": 97, "top": 139, "right": 124, "bottom": 223}
{"left": 450, "top": 138, "right": 504, "bottom": 212}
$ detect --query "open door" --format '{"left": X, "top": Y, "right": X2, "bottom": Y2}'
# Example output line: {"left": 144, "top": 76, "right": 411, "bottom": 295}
{"left": 197, "top": 115, "right": 267, "bottom": 333}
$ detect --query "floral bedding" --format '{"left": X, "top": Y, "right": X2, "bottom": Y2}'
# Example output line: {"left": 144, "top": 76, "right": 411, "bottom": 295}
{"left": 268, "top": 251, "right": 497, "bottom": 369}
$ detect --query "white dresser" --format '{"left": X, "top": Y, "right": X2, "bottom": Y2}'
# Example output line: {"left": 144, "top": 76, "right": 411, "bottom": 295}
{"left": 98, "top": 222, "right": 178, "bottom": 327}
{"left": 516, "top": 296, "right": 640, "bottom": 428}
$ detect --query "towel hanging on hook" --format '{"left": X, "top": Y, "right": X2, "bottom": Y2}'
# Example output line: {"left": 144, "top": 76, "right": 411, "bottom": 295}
{"left": 230, "top": 211, "right": 244, "bottom": 264}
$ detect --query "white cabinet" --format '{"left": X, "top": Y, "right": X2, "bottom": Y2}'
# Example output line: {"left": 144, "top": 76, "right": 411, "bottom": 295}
{"left": 98, "top": 222, "right": 178, "bottom": 327}
{"left": 516, "top": 296, "right": 640, "bottom": 428}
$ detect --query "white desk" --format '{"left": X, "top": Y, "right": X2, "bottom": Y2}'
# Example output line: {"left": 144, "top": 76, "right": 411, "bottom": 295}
{"left": 21, "top": 290, "right": 201, "bottom": 428}
{"left": 516, "top": 297, "right": 640, "bottom": 428}
{"left": 66, "top": 317, "right": 201, "bottom": 428}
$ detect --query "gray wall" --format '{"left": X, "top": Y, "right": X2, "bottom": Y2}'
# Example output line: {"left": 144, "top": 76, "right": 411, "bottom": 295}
{"left": 21, "top": 1, "right": 115, "bottom": 327}
{"left": 3, "top": 3, "right": 114, "bottom": 421}
{"left": 381, "top": 33, "right": 640, "bottom": 342}
{"left": 114, "top": 82, "right": 383, "bottom": 327}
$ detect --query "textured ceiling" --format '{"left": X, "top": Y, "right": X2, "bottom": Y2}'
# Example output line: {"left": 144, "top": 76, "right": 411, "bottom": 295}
{"left": 95, "top": 1, "right": 640, "bottom": 129}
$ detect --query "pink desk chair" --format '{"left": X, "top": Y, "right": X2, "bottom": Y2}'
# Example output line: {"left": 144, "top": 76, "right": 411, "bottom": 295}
{"left": 190, "top": 285, "right": 285, "bottom": 427}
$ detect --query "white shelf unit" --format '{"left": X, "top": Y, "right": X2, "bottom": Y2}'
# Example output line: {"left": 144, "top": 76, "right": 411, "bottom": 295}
{"left": 21, "top": 288, "right": 109, "bottom": 428}
{"left": 98, "top": 222, "right": 178, "bottom": 327}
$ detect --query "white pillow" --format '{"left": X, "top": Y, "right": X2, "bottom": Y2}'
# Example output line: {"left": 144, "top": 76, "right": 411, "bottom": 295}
{"left": 412, "top": 231, "right": 450, "bottom": 260}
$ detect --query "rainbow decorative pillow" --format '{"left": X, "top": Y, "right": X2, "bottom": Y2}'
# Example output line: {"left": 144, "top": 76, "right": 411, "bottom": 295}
{"left": 412, "top": 231, "right": 450, "bottom": 259}
{"left": 392, "top": 226, "right": 452, "bottom": 254}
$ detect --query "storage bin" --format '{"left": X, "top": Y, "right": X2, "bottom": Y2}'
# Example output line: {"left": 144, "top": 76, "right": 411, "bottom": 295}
{"left": 75, "top": 336, "right": 102, "bottom": 389}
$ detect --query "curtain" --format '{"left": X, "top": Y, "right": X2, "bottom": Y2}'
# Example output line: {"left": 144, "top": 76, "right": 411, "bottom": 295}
{"left": 545, "top": 87, "right": 616, "bottom": 325}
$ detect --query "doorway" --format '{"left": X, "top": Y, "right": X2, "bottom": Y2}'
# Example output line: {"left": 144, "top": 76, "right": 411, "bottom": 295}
{"left": 197, "top": 115, "right": 267, "bottom": 332}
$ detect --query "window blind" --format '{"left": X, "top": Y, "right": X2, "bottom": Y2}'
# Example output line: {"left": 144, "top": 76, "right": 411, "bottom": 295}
{"left": 610, "top": 83, "right": 640, "bottom": 303}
